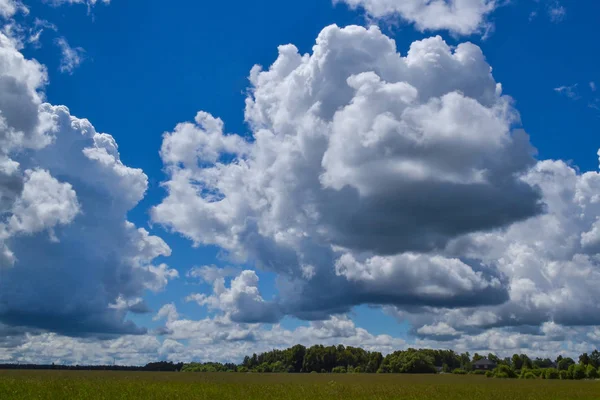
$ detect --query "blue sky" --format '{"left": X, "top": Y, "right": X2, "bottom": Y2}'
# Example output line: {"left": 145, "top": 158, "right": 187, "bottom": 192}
{"left": 0, "top": 0, "right": 599, "bottom": 364}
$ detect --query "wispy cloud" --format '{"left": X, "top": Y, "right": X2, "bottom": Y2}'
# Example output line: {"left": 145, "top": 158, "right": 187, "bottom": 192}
{"left": 590, "top": 82, "right": 597, "bottom": 92}
{"left": 55, "top": 37, "right": 85, "bottom": 74}
{"left": 27, "top": 18, "right": 57, "bottom": 47}
{"left": 548, "top": 1, "right": 566, "bottom": 23}
{"left": 554, "top": 84, "right": 579, "bottom": 100}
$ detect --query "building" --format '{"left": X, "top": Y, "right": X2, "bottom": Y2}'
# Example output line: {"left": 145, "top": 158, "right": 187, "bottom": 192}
{"left": 473, "top": 358, "right": 497, "bottom": 371}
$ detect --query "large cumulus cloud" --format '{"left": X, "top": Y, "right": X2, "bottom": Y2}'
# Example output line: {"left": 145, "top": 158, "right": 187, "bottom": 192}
{"left": 153, "top": 24, "right": 541, "bottom": 323}
{"left": 0, "top": 32, "right": 176, "bottom": 336}
{"left": 395, "top": 153, "right": 600, "bottom": 337}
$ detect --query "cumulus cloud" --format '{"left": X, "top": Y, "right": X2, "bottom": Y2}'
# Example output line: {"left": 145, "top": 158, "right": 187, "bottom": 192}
{"left": 186, "top": 270, "right": 281, "bottom": 323}
{"left": 154, "top": 304, "right": 179, "bottom": 323}
{"left": 334, "top": 0, "right": 498, "bottom": 36}
{"left": 153, "top": 25, "right": 542, "bottom": 324}
{"left": 385, "top": 151, "right": 600, "bottom": 339}
{"left": 0, "top": 303, "right": 411, "bottom": 365}
{"left": 4, "top": 302, "right": 600, "bottom": 365}
{"left": 0, "top": 32, "right": 175, "bottom": 337}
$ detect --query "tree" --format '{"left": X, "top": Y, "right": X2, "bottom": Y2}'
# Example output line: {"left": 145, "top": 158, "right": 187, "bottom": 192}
{"left": 569, "top": 364, "right": 586, "bottom": 380}
{"left": 511, "top": 354, "right": 523, "bottom": 370}
{"left": 586, "top": 364, "right": 599, "bottom": 379}
{"left": 558, "top": 357, "right": 575, "bottom": 371}
{"left": 286, "top": 345, "right": 306, "bottom": 373}
{"left": 521, "top": 354, "right": 533, "bottom": 370}
{"left": 533, "top": 358, "right": 553, "bottom": 369}
{"left": 401, "top": 353, "right": 436, "bottom": 374}
{"left": 366, "top": 352, "right": 383, "bottom": 373}
{"left": 579, "top": 353, "right": 590, "bottom": 366}
{"left": 590, "top": 350, "right": 600, "bottom": 368}
{"left": 544, "top": 369, "right": 559, "bottom": 379}
{"left": 488, "top": 354, "right": 500, "bottom": 364}
{"left": 492, "top": 365, "right": 517, "bottom": 379}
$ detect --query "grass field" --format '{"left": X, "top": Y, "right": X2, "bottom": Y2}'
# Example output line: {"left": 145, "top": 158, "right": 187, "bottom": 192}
{"left": 1, "top": 371, "right": 600, "bottom": 399}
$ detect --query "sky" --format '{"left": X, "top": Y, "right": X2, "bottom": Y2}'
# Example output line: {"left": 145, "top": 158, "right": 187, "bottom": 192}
{"left": 0, "top": 0, "right": 599, "bottom": 365}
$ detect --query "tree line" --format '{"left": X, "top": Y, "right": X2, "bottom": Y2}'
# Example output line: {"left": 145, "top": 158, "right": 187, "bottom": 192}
{"left": 5, "top": 346, "right": 600, "bottom": 380}
{"left": 182, "top": 345, "right": 600, "bottom": 380}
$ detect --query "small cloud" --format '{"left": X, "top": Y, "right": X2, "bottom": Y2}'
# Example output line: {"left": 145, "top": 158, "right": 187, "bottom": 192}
{"left": 554, "top": 84, "right": 579, "bottom": 100}
{"left": 590, "top": 82, "right": 597, "bottom": 92}
{"left": 528, "top": 10, "right": 537, "bottom": 21}
{"left": 54, "top": 37, "right": 85, "bottom": 74}
{"left": 27, "top": 18, "right": 57, "bottom": 47}
{"left": 548, "top": 2, "right": 566, "bottom": 23}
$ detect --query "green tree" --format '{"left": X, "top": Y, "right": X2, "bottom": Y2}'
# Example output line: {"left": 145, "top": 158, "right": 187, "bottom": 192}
{"left": 544, "top": 368, "right": 559, "bottom": 379}
{"left": 558, "top": 357, "right": 575, "bottom": 371}
{"left": 586, "top": 364, "right": 599, "bottom": 379}
{"left": 569, "top": 364, "right": 586, "bottom": 380}
{"left": 579, "top": 353, "right": 590, "bottom": 366}
{"left": 511, "top": 354, "right": 523, "bottom": 370}
{"left": 487, "top": 353, "right": 500, "bottom": 364}
{"left": 589, "top": 350, "right": 600, "bottom": 368}
{"left": 286, "top": 344, "right": 306, "bottom": 373}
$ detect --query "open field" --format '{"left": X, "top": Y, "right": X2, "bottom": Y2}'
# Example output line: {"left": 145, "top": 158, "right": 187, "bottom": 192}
{"left": 1, "top": 371, "right": 600, "bottom": 399}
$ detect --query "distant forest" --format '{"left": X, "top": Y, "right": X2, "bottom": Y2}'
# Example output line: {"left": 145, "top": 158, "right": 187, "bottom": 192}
{"left": 4, "top": 345, "right": 600, "bottom": 380}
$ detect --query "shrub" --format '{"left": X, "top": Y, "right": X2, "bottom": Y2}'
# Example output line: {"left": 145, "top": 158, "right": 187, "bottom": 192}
{"left": 470, "top": 370, "right": 486, "bottom": 375}
{"left": 492, "top": 365, "right": 517, "bottom": 379}
{"left": 569, "top": 364, "right": 586, "bottom": 380}
{"left": 452, "top": 369, "right": 467, "bottom": 375}
{"left": 520, "top": 368, "right": 543, "bottom": 379}
{"left": 586, "top": 364, "right": 599, "bottom": 379}
{"left": 544, "top": 368, "right": 559, "bottom": 379}
{"left": 559, "top": 370, "right": 570, "bottom": 380}
{"left": 485, "top": 370, "right": 494, "bottom": 378}
{"left": 331, "top": 366, "right": 346, "bottom": 374}
{"left": 522, "top": 372, "right": 537, "bottom": 379}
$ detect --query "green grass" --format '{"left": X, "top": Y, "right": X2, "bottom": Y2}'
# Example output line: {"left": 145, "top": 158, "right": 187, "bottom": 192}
{"left": 1, "top": 371, "right": 599, "bottom": 399}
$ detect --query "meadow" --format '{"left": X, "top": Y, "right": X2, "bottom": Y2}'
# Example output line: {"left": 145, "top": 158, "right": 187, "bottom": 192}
{"left": 1, "top": 371, "right": 599, "bottom": 400}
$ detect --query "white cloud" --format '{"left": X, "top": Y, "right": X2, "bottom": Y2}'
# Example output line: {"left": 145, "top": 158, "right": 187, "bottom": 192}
{"left": 0, "top": 306, "right": 410, "bottom": 365}
{"left": 153, "top": 24, "right": 540, "bottom": 323}
{"left": 386, "top": 152, "right": 600, "bottom": 338}
{"left": 187, "top": 265, "right": 240, "bottom": 283}
{"left": 4, "top": 303, "right": 600, "bottom": 365}
{"left": 154, "top": 303, "right": 179, "bottom": 323}
{"left": 334, "top": 0, "right": 498, "bottom": 36}
{"left": 186, "top": 270, "right": 281, "bottom": 323}
{"left": 0, "top": 32, "right": 175, "bottom": 336}
{"left": 49, "top": 0, "right": 110, "bottom": 8}
{"left": 548, "top": 1, "right": 566, "bottom": 22}
{"left": 55, "top": 37, "right": 84, "bottom": 74}
{"left": 4, "top": 169, "right": 80, "bottom": 237}
{"left": 0, "top": 0, "right": 24, "bottom": 19}
{"left": 590, "top": 82, "right": 596, "bottom": 92}
{"left": 554, "top": 84, "right": 579, "bottom": 100}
